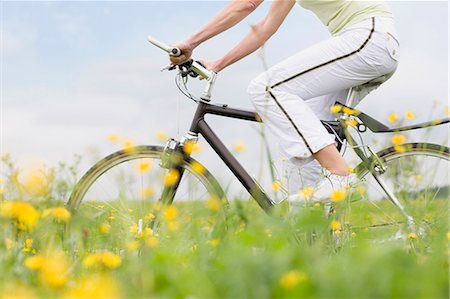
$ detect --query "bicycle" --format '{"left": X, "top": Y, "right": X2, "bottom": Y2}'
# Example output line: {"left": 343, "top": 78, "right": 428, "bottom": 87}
{"left": 67, "top": 36, "right": 449, "bottom": 247}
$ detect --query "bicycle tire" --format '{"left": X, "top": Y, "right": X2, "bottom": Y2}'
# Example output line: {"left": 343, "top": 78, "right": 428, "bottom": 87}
{"left": 337, "top": 143, "right": 449, "bottom": 246}
{"left": 66, "top": 145, "right": 226, "bottom": 245}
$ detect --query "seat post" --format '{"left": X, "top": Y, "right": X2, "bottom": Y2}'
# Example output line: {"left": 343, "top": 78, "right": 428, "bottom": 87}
{"left": 345, "top": 87, "right": 358, "bottom": 108}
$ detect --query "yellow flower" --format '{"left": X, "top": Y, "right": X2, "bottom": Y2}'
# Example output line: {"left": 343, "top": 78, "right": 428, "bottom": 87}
{"left": 330, "top": 220, "right": 342, "bottom": 231}
{"left": 43, "top": 207, "right": 71, "bottom": 222}
{"left": 155, "top": 131, "right": 168, "bottom": 141}
{"left": 26, "top": 251, "right": 69, "bottom": 288}
{"left": 345, "top": 119, "right": 358, "bottom": 127}
{"left": 5, "top": 238, "right": 14, "bottom": 251}
{"left": 146, "top": 237, "right": 159, "bottom": 248}
{"left": 183, "top": 141, "right": 201, "bottom": 155}
{"left": 394, "top": 145, "right": 406, "bottom": 153}
{"left": 144, "top": 213, "right": 155, "bottom": 221}
{"left": 164, "top": 169, "right": 179, "bottom": 186}
{"left": 136, "top": 161, "right": 151, "bottom": 173}
{"left": 139, "top": 187, "right": 155, "bottom": 198}
{"left": 0, "top": 201, "right": 40, "bottom": 230}
{"left": 207, "top": 196, "right": 221, "bottom": 212}
{"left": 25, "top": 255, "right": 45, "bottom": 270}
{"left": 347, "top": 167, "right": 354, "bottom": 173}
{"left": 62, "top": 274, "right": 121, "bottom": 299}
{"left": 330, "top": 189, "right": 346, "bottom": 202}
{"left": 405, "top": 111, "right": 415, "bottom": 120}
{"left": 1, "top": 282, "right": 37, "bottom": 299}
{"left": 414, "top": 175, "right": 423, "bottom": 181}
{"left": 445, "top": 106, "right": 450, "bottom": 116}
{"left": 106, "top": 134, "right": 120, "bottom": 143}
{"left": 407, "top": 233, "right": 418, "bottom": 239}
{"left": 20, "top": 169, "right": 51, "bottom": 197}
{"left": 129, "top": 224, "right": 138, "bottom": 234}
{"left": 190, "top": 161, "right": 205, "bottom": 174}
{"left": 126, "top": 240, "right": 140, "bottom": 251}
{"left": 299, "top": 186, "right": 314, "bottom": 198}
{"left": 99, "top": 223, "right": 111, "bottom": 234}
{"left": 391, "top": 134, "right": 406, "bottom": 146}
{"left": 342, "top": 107, "right": 355, "bottom": 115}
{"left": 207, "top": 239, "right": 220, "bottom": 247}
{"left": 330, "top": 104, "right": 342, "bottom": 114}
{"left": 388, "top": 113, "right": 398, "bottom": 123}
{"left": 272, "top": 180, "right": 282, "bottom": 192}
{"left": 22, "top": 238, "right": 33, "bottom": 253}
{"left": 356, "top": 185, "right": 366, "bottom": 195}
{"left": 122, "top": 139, "right": 135, "bottom": 151}
{"left": 233, "top": 142, "right": 246, "bottom": 153}
{"left": 83, "top": 251, "right": 122, "bottom": 269}
{"left": 279, "top": 270, "right": 307, "bottom": 289}
{"left": 0, "top": 188, "right": 7, "bottom": 194}
{"left": 163, "top": 206, "right": 178, "bottom": 221}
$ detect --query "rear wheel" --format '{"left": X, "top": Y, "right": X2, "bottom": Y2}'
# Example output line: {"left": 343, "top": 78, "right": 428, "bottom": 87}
{"left": 337, "top": 143, "right": 449, "bottom": 248}
{"left": 66, "top": 145, "right": 226, "bottom": 249}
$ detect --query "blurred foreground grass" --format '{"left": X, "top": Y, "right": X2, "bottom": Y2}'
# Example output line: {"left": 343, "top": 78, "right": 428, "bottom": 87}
{"left": 0, "top": 196, "right": 448, "bottom": 299}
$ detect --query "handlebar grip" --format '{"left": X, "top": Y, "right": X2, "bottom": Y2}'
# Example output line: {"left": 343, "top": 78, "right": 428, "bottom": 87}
{"left": 147, "top": 35, "right": 181, "bottom": 57}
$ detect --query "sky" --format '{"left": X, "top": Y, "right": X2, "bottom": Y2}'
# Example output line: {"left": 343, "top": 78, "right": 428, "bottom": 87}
{"left": 1, "top": 0, "right": 449, "bottom": 195}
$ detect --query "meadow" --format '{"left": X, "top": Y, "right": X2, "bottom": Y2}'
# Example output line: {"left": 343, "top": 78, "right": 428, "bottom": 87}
{"left": 0, "top": 148, "right": 448, "bottom": 299}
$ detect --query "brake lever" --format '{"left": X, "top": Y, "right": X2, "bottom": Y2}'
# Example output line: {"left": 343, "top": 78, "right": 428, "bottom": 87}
{"left": 160, "top": 64, "right": 177, "bottom": 72}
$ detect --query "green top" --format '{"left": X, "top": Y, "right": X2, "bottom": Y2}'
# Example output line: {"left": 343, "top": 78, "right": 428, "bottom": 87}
{"left": 297, "top": 0, "right": 393, "bottom": 35}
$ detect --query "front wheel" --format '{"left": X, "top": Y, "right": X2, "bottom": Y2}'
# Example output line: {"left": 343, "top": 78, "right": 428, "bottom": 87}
{"left": 66, "top": 145, "right": 226, "bottom": 248}
{"left": 337, "top": 143, "right": 449, "bottom": 247}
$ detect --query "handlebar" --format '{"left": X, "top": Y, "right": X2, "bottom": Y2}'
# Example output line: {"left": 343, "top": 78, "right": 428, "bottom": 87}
{"left": 147, "top": 36, "right": 216, "bottom": 82}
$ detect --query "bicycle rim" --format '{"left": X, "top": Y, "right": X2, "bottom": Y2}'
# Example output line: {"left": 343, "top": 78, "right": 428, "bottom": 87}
{"left": 340, "top": 143, "right": 449, "bottom": 246}
{"left": 67, "top": 145, "right": 226, "bottom": 248}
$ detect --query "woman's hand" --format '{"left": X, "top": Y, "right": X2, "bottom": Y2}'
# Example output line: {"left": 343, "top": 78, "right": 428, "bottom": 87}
{"left": 199, "top": 59, "right": 222, "bottom": 73}
{"left": 169, "top": 40, "right": 195, "bottom": 65}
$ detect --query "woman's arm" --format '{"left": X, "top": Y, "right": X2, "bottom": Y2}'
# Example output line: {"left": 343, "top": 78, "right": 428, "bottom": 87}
{"left": 210, "top": 0, "right": 296, "bottom": 72}
{"left": 170, "top": 0, "right": 263, "bottom": 65}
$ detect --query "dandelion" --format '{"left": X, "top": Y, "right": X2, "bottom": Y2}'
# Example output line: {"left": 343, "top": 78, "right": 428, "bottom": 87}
{"left": 106, "top": 134, "right": 120, "bottom": 143}
{"left": 83, "top": 251, "right": 122, "bottom": 269}
{"left": 126, "top": 240, "right": 140, "bottom": 251}
{"left": 122, "top": 139, "right": 135, "bottom": 151}
{"left": 272, "top": 180, "right": 283, "bottom": 192}
{"left": 25, "top": 255, "right": 45, "bottom": 270}
{"left": 299, "top": 186, "right": 314, "bottom": 198}
{"left": 144, "top": 213, "right": 155, "bottom": 221}
{"left": 407, "top": 233, "right": 418, "bottom": 239}
{"left": 330, "top": 104, "right": 342, "bottom": 114}
{"left": 25, "top": 251, "right": 69, "bottom": 288}
{"left": 155, "top": 131, "right": 168, "bottom": 141}
{"left": 279, "top": 270, "right": 307, "bottom": 289}
{"left": 207, "top": 196, "right": 221, "bottom": 212}
{"left": 330, "top": 220, "right": 342, "bottom": 232}
{"left": 136, "top": 161, "right": 151, "bottom": 173}
{"left": 190, "top": 161, "right": 205, "bottom": 174}
{"left": 330, "top": 189, "right": 346, "bottom": 202}
{"left": 183, "top": 141, "right": 202, "bottom": 155}
{"left": 42, "top": 207, "right": 71, "bottom": 223}
{"left": 22, "top": 239, "right": 33, "bottom": 253}
{"left": 139, "top": 187, "right": 155, "bottom": 198}
{"left": 164, "top": 169, "right": 179, "bottom": 186}
{"left": 394, "top": 145, "right": 406, "bottom": 153}
{"left": 388, "top": 113, "right": 398, "bottom": 123}
{"left": 129, "top": 224, "right": 138, "bottom": 234}
{"left": 20, "top": 169, "right": 51, "bottom": 197}
{"left": 163, "top": 206, "right": 178, "bottom": 221}
{"left": 342, "top": 107, "right": 356, "bottom": 115}
{"left": 0, "top": 201, "right": 40, "bottom": 231}
{"left": 405, "top": 111, "right": 415, "bottom": 120}
{"left": 345, "top": 119, "right": 358, "bottom": 127}
{"left": 99, "top": 223, "right": 111, "bottom": 234}
{"left": 347, "top": 167, "right": 354, "bottom": 173}
{"left": 233, "top": 142, "right": 246, "bottom": 153}
{"left": 391, "top": 134, "right": 406, "bottom": 146}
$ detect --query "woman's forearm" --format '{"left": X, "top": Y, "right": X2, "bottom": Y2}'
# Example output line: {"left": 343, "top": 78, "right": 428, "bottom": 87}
{"left": 187, "top": 0, "right": 263, "bottom": 48}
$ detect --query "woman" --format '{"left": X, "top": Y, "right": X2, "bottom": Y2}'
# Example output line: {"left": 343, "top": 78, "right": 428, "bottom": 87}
{"left": 170, "top": 0, "right": 399, "bottom": 193}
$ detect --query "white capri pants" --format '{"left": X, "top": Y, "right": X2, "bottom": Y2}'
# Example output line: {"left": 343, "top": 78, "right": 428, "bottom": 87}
{"left": 247, "top": 17, "right": 400, "bottom": 192}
